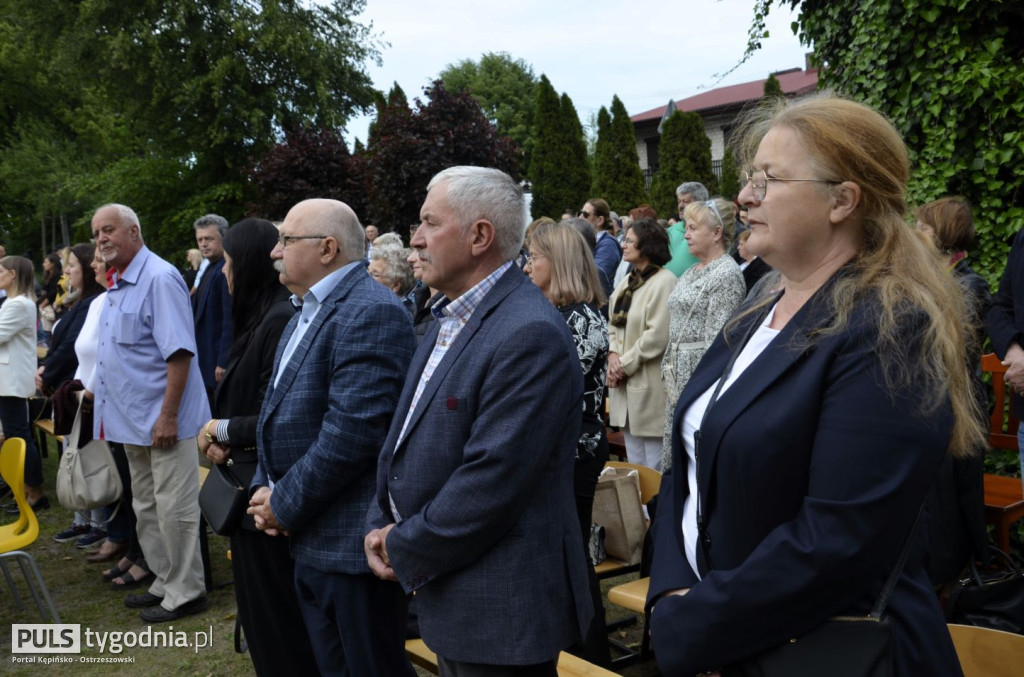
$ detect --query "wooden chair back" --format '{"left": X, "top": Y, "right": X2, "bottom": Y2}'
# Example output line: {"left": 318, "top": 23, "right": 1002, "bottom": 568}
{"left": 948, "top": 623, "right": 1024, "bottom": 677}
{"left": 981, "top": 353, "right": 1020, "bottom": 450}
{"left": 606, "top": 460, "right": 661, "bottom": 504}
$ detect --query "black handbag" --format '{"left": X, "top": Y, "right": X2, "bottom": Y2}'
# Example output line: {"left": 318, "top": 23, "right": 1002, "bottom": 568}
{"left": 723, "top": 507, "right": 924, "bottom": 677}
{"left": 945, "top": 545, "right": 1024, "bottom": 635}
{"left": 198, "top": 462, "right": 247, "bottom": 536}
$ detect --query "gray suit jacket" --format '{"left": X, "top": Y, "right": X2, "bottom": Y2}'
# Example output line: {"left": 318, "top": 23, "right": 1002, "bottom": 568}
{"left": 368, "top": 266, "right": 593, "bottom": 665}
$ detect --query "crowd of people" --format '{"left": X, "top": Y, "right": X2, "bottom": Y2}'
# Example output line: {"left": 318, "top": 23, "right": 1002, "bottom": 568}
{"left": 0, "top": 92, "right": 1017, "bottom": 676}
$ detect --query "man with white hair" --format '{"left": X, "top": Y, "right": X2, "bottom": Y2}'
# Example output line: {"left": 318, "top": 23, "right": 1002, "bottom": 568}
{"left": 665, "top": 181, "right": 707, "bottom": 276}
{"left": 249, "top": 199, "right": 416, "bottom": 675}
{"left": 365, "top": 167, "right": 593, "bottom": 675}
{"left": 87, "top": 203, "right": 210, "bottom": 622}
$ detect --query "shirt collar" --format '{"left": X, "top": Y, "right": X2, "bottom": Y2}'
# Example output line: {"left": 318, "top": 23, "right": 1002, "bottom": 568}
{"left": 111, "top": 246, "right": 152, "bottom": 288}
{"left": 290, "top": 260, "right": 361, "bottom": 308}
{"left": 431, "top": 260, "right": 513, "bottom": 322}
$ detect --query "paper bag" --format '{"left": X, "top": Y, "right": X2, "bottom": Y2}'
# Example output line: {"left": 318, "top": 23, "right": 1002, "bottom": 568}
{"left": 592, "top": 466, "right": 646, "bottom": 565}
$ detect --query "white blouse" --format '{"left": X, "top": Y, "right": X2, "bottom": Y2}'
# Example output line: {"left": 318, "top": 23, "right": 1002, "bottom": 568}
{"left": 681, "top": 304, "right": 781, "bottom": 577}
{"left": 74, "top": 291, "right": 106, "bottom": 389}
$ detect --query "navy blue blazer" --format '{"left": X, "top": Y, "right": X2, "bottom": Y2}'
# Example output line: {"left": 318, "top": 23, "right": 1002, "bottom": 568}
{"left": 193, "top": 257, "right": 233, "bottom": 391}
{"left": 647, "top": 283, "right": 962, "bottom": 676}
{"left": 254, "top": 266, "right": 415, "bottom": 574}
{"left": 41, "top": 293, "right": 99, "bottom": 391}
{"left": 367, "top": 266, "right": 594, "bottom": 665}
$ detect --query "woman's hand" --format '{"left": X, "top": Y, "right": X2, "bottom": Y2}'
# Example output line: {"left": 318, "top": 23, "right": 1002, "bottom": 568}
{"left": 34, "top": 366, "right": 45, "bottom": 392}
{"left": 607, "top": 352, "right": 625, "bottom": 386}
{"left": 206, "top": 442, "right": 229, "bottom": 465}
{"left": 197, "top": 419, "right": 217, "bottom": 455}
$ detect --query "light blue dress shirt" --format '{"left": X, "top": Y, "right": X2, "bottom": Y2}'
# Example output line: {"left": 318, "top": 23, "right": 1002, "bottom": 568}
{"left": 90, "top": 246, "right": 211, "bottom": 445}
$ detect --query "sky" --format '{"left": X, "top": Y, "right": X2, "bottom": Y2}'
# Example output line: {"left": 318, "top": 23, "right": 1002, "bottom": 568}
{"left": 343, "top": 0, "right": 812, "bottom": 145}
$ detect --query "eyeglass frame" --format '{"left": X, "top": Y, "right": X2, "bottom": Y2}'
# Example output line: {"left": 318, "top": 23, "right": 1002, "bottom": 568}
{"left": 743, "top": 169, "right": 840, "bottom": 201}
{"left": 704, "top": 199, "right": 725, "bottom": 230}
{"left": 579, "top": 209, "right": 593, "bottom": 219}
{"left": 278, "top": 234, "right": 328, "bottom": 248}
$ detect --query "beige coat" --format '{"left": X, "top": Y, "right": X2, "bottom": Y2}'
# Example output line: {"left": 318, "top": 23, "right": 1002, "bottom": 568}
{"left": 607, "top": 266, "right": 676, "bottom": 437}
{"left": 0, "top": 295, "right": 38, "bottom": 397}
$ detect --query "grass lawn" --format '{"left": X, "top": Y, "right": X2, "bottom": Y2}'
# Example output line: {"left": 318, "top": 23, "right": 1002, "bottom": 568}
{"left": 2, "top": 437, "right": 659, "bottom": 675}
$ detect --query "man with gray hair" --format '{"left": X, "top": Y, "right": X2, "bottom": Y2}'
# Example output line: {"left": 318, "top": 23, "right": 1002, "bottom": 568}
{"left": 248, "top": 199, "right": 416, "bottom": 675}
{"left": 365, "top": 166, "right": 593, "bottom": 675}
{"left": 86, "top": 203, "right": 210, "bottom": 622}
{"left": 665, "top": 181, "right": 708, "bottom": 276}
{"left": 192, "top": 214, "right": 233, "bottom": 402}
{"left": 368, "top": 246, "right": 418, "bottom": 316}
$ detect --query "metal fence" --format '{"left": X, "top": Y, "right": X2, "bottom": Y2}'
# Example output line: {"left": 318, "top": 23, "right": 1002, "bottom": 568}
{"left": 642, "top": 160, "right": 724, "bottom": 192}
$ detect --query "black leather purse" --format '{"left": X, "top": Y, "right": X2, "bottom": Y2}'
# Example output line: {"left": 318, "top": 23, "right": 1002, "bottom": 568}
{"left": 945, "top": 545, "right": 1024, "bottom": 635}
{"left": 722, "top": 507, "right": 923, "bottom": 677}
{"left": 198, "top": 462, "right": 247, "bottom": 536}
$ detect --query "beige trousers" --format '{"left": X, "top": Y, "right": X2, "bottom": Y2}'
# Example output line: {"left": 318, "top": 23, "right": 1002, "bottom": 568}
{"left": 125, "top": 437, "right": 205, "bottom": 611}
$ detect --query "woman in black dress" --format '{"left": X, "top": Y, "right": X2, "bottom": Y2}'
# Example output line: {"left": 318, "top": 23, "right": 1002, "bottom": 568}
{"left": 196, "top": 218, "right": 317, "bottom": 676}
{"left": 525, "top": 221, "right": 611, "bottom": 666}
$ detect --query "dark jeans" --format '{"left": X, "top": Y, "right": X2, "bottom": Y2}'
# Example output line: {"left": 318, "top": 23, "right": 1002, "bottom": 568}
{"left": 0, "top": 396, "right": 43, "bottom": 487}
{"left": 104, "top": 442, "right": 139, "bottom": 559}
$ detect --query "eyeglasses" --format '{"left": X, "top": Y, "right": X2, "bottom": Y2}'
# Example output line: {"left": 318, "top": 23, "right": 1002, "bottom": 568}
{"left": 622, "top": 237, "right": 636, "bottom": 247}
{"left": 705, "top": 200, "right": 724, "bottom": 229}
{"left": 743, "top": 169, "right": 840, "bottom": 201}
{"left": 278, "top": 234, "right": 327, "bottom": 248}
{"left": 579, "top": 210, "right": 593, "bottom": 219}
{"left": 523, "top": 252, "right": 545, "bottom": 265}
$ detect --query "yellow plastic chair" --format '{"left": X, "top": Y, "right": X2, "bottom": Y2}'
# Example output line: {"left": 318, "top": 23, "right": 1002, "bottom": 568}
{"left": 0, "top": 438, "right": 61, "bottom": 622}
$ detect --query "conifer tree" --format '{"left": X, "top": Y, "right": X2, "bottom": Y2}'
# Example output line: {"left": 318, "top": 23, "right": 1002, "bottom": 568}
{"left": 600, "top": 95, "right": 647, "bottom": 211}
{"left": 560, "top": 92, "right": 591, "bottom": 213}
{"left": 763, "top": 72, "right": 784, "bottom": 99}
{"left": 648, "top": 111, "right": 718, "bottom": 217}
{"left": 591, "top": 106, "right": 614, "bottom": 198}
{"left": 719, "top": 145, "right": 741, "bottom": 200}
{"left": 529, "top": 75, "right": 568, "bottom": 219}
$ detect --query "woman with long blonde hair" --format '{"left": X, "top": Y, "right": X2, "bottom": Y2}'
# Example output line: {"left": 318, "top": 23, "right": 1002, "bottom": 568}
{"left": 647, "top": 94, "right": 982, "bottom": 676}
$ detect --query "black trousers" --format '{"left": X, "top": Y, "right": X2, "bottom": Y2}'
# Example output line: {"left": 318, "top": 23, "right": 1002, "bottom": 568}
{"left": 230, "top": 528, "right": 318, "bottom": 676}
{"left": 293, "top": 563, "right": 415, "bottom": 677}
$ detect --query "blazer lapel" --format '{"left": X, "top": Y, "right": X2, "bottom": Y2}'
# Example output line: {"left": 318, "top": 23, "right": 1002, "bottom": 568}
{"left": 262, "top": 269, "right": 358, "bottom": 415}
{"left": 392, "top": 267, "right": 523, "bottom": 453}
{"left": 681, "top": 284, "right": 838, "bottom": 537}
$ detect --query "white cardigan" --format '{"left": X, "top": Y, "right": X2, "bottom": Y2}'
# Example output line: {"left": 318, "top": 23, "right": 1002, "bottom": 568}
{"left": 0, "top": 295, "right": 38, "bottom": 397}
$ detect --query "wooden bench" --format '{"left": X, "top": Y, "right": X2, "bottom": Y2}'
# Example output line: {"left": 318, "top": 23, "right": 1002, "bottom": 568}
{"left": 607, "top": 577, "right": 651, "bottom": 661}
{"left": 32, "top": 419, "right": 62, "bottom": 459}
{"left": 984, "top": 474, "right": 1024, "bottom": 553}
{"left": 980, "top": 354, "right": 1024, "bottom": 552}
{"left": 405, "top": 638, "right": 619, "bottom": 676}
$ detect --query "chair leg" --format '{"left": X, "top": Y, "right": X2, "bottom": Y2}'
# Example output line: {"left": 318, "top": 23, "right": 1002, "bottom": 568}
{"left": 1, "top": 551, "right": 61, "bottom": 623}
{"left": 0, "top": 557, "right": 25, "bottom": 610}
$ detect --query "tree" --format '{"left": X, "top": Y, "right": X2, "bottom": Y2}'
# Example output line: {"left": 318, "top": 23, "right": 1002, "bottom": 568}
{"left": 745, "top": 1, "right": 1024, "bottom": 284}
{"left": 0, "top": 0, "right": 381, "bottom": 257}
{"left": 439, "top": 52, "right": 538, "bottom": 172}
{"left": 529, "top": 75, "right": 567, "bottom": 219}
{"left": 648, "top": 111, "right": 718, "bottom": 217}
{"left": 244, "top": 126, "right": 365, "bottom": 222}
{"left": 560, "top": 93, "right": 592, "bottom": 212}
{"left": 592, "top": 96, "right": 648, "bottom": 211}
{"left": 364, "top": 80, "right": 520, "bottom": 243}
{"left": 763, "top": 72, "right": 784, "bottom": 99}
{"left": 719, "top": 145, "right": 742, "bottom": 200}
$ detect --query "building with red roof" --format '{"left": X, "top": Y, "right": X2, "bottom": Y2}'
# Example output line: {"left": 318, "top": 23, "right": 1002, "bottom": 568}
{"left": 631, "top": 59, "right": 819, "bottom": 188}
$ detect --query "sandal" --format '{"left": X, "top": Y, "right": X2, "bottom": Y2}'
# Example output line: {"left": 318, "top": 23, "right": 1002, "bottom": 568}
{"left": 102, "top": 557, "right": 134, "bottom": 582}
{"left": 110, "top": 568, "right": 154, "bottom": 590}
